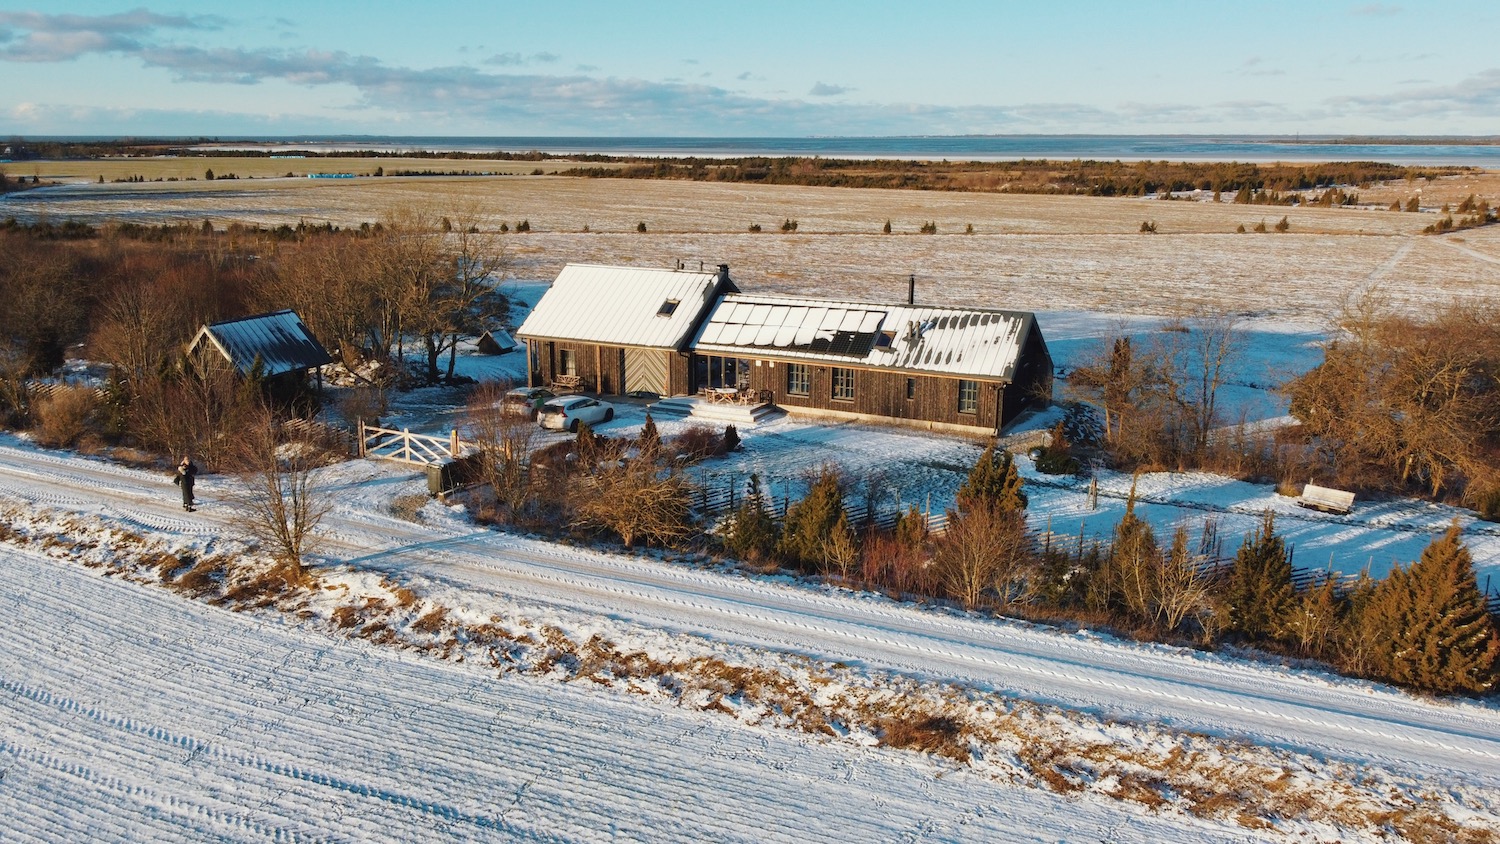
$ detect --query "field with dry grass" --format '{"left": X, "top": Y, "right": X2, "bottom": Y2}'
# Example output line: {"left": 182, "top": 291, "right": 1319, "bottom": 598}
{"left": 5, "top": 165, "right": 1499, "bottom": 320}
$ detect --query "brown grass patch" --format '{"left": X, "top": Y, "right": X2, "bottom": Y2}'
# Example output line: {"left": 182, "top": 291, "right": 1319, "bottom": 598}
{"left": 878, "top": 711, "right": 970, "bottom": 763}
{"left": 331, "top": 605, "right": 360, "bottom": 629}
{"left": 169, "top": 556, "right": 228, "bottom": 595}
{"left": 411, "top": 606, "right": 449, "bottom": 634}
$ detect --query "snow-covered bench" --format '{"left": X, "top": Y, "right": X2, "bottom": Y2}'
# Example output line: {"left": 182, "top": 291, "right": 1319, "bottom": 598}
{"left": 1298, "top": 483, "right": 1355, "bottom": 515}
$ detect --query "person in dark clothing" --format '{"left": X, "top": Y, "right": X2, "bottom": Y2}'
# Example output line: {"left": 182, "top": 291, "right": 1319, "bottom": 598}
{"left": 175, "top": 456, "right": 198, "bottom": 511}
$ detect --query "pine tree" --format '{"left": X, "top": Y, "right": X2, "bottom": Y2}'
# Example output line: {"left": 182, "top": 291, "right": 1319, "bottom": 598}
{"left": 777, "top": 468, "right": 845, "bottom": 572}
{"left": 956, "top": 444, "right": 1027, "bottom": 515}
{"left": 1375, "top": 525, "right": 1499, "bottom": 694}
{"left": 722, "top": 473, "right": 778, "bottom": 563}
{"left": 1226, "top": 511, "right": 1294, "bottom": 642}
{"left": 638, "top": 412, "right": 661, "bottom": 459}
{"left": 1107, "top": 490, "right": 1159, "bottom": 622}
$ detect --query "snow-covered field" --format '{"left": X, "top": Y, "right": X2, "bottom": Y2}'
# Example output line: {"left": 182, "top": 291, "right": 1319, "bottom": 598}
{"left": 0, "top": 438, "right": 1498, "bottom": 841}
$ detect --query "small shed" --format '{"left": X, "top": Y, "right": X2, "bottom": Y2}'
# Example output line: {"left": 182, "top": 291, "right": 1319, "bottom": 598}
{"left": 476, "top": 329, "right": 517, "bottom": 355}
{"left": 187, "top": 309, "right": 333, "bottom": 379}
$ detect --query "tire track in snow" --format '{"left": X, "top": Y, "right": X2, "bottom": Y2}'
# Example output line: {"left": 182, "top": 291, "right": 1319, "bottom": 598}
{"left": 0, "top": 440, "right": 1497, "bottom": 783}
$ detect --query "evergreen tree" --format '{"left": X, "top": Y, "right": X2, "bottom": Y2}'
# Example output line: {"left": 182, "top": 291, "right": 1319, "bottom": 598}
{"left": 1371, "top": 525, "right": 1499, "bottom": 694}
{"left": 956, "top": 444, "right": 1027, "bottom": 515}
{"left": 1226, "top": 511, "right": 1294, "bottom": 641}
{"left": 638, "top": 412, "right": 661, "bottom": 459}
{"left": 777, "top": 468, "right": 845, "bottom": 571}
{"left": 722, "top": 473, "right": 779, "bottom": 563}
{"left": 1107, "top": 490, "right": 1160, "bottom": 622}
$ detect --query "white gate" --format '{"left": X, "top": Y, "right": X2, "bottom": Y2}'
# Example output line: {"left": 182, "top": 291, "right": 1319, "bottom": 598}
{"left": 359, "top": 422, "right": 468, "bottom": 466}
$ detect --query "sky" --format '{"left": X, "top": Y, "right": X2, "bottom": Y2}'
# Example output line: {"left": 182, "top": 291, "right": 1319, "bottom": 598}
{"left": 1, "top": 1, "right": 1498, "bottom": 137}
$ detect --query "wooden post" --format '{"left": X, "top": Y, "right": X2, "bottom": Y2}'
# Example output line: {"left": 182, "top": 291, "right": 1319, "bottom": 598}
{"left": 357, "top": 419, "right": 366, "bottom": 457}
{"left": 451, "top": 429, "right": 459, "bottom": 457}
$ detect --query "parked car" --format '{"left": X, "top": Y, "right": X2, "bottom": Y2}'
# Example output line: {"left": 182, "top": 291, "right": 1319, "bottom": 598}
{"left": 501, "top": 386, "right": 555, "bottom": 418}
{"left": 537, "top": 396, "right": 615, "bottom": 431}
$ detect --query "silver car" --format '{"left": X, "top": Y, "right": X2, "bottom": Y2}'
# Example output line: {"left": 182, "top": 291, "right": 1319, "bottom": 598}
{"left": 537, "top": 396, "right": 616, "bottom": 432}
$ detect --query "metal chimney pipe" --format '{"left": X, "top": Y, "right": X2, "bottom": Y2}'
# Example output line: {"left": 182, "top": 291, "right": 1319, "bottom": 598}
{"left": 719, "top": 263, "right": 731, "bottom": 283}
{"left": 908, "top": 274, "right": 915, "bottom": 305}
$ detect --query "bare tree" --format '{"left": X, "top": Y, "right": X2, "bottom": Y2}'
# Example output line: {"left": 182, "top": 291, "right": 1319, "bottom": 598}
{"left": 572, "top": 438, "right": 695, "bottom": 549}
{"left": 933, "top": 506, "right": 1031, "bottom": 610}
{"left": 228, "top": 410, "right": 335, "bottom": 578}
{"left": 465, "top": 381, "right": 537, "bottom": 515}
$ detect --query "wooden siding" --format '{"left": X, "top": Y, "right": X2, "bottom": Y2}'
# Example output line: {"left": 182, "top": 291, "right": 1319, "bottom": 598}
{"left": 742, "top": 357, "right": 1005, "bottom": 432}
{"left": 530, "top": 340, "right": 690, "bottom": 397}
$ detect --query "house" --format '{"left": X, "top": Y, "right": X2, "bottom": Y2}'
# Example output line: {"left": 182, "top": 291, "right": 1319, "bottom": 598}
{"left": 516, "top": 263, "right": 738, "bottom": 397}
{"left": 186, "top": 309, "right": 334, "bottom": 382}
{"left": 690, "top": 293, "right": 1051, "bottom": 434}
{"left": 518, "top": 263, "right": 1052, "bottom": 435}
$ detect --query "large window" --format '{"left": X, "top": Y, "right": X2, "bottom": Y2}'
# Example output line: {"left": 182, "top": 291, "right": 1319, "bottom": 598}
{"left": 559, "top": 348, "right": 577, "bottom": 376}
{"left": 695, "top": 355, "right": 746, "bottom": 390}
{"left": 831, "top": 367, "right": 855, "bottom": 401}
{"left": 786, "top": 363, "right": 810, "bottom": 396}
{"left": 958, "top": 379, "right": 979, "bottom": 414}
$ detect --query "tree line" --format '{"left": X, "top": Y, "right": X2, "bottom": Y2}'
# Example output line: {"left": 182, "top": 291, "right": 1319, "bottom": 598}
{"left": 0, "top": 213, "right": 510, "bottom": 466}
{"left": 556, "top": 157, "right": 1465, "bottom": 198}
{"left": 460, "top": 404, "right": 1498, "bottom": 698}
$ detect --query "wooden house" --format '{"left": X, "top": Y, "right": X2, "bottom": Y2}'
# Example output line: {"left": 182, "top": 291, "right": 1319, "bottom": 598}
{"left": 516, "top": 263, "right": 738, "bottom": 397}
{"left": 518, "top": 264, "right": 1052, "bottom": 435}
{"left": 690, "top": 293, "right": 1051, "bottom": 435}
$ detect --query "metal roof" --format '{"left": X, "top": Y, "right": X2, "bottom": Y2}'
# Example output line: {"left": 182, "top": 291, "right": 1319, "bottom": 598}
{"left": 516, "top": 264, "right": 732, "bottom": 351}
{"left": 691, "top": 294, "right": 1037, "bottom": 382}
{"left": 190, "top": 310, "right": 333, "bottom": 378}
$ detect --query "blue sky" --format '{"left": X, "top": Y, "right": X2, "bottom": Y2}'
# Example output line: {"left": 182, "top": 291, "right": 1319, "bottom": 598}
{"left": 1, "top": 1, "right": 1497, "bottom": 137}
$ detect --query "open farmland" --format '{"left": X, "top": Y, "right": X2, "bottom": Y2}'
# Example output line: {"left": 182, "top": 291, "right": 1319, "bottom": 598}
{"left": 5, "top": 169, "right": 1499, "bottom": 320}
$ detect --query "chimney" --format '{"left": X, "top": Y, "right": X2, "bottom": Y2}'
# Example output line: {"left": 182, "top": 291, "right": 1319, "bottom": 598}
{"left": 908, "top": 274, "right": 915, "bottom": 305}
{"left": 718, "top": 264, "right": 731, "bottom": 284}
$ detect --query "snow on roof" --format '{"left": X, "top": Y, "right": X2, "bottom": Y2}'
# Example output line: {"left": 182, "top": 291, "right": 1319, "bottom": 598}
{"left": 692, "top": 293, "right": 1037, "bottom": 381}
{"left": 190, "top": 309, "right": 333, "bottom": 377}
{"left": 517, "top": 264, "right": 732, "bottom": 351}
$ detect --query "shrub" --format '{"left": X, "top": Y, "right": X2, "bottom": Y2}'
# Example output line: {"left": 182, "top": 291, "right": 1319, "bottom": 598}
{"left": 669, "top": 424, "right": 721, "bottom": 462}
{"left": 780, "top": 218, "right": 798, "bottom": 232}
{"left": 919, "top": 221, "right": 937, "bottom": 234}
{"left": 1139, "top": 220, "right": 1157, "bottom": 234}
{"left": 1253, "top": 220, "right": 1268, "bottom": 233}
{"left": 1274, "top": 216, "right": 1290, "bottom": 233}
{"left": 32, "top": 386, "right": 98, "bottom": 448}
{"left": 748, "top": 223, "right": 761, "bottom": 232}
{"left": 636, "top": 221, "right": 647, "bottom": 232}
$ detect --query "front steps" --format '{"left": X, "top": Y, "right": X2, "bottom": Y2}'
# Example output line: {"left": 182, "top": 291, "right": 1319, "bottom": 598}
{"left": 647, "top": 396, "right": 783, "bottom": 426}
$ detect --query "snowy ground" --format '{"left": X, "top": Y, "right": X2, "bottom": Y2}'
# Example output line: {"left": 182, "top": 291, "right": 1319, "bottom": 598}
{"left": 0, "top": 438, "right": 1497, "bottom": 842}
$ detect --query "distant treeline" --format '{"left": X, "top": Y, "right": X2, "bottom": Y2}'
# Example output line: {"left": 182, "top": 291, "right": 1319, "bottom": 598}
{"left": 2, "top": 140, "right": 611, "bottom": 163}
{"left": 554, "top": 157, "right": 1469, "bottom": 197}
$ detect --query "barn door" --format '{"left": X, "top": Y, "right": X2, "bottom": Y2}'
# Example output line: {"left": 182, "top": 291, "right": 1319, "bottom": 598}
{"left": 624, "top": 348, "right": 669, "bottom": 396}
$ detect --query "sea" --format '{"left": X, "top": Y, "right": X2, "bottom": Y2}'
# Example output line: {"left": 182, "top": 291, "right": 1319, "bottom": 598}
{"left": 183, "top": 135, "right": 1500, "bottom": 167}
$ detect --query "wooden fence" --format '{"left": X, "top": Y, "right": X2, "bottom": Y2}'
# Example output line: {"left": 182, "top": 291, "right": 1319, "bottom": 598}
{"left": 359, "top": 422, "right": 469, "bottom": 466}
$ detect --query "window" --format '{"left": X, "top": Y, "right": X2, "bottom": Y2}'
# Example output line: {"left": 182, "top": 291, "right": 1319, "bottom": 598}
{"left": 657, "top": 299, "right": 680, "bottom": 317}
{"left": 831, "top": 367, "right": 855, "bottom": 401}
{"left": 876, "top": 330, "right": 896, "bottom": 349}
{"left": 905, "top": 378, "right": 916, "bottom": 400}
{"left": 559, "top": 349, "right": 577, "bottom": 376}
{"left": 696, "top": 355, "right": 742, "bottom": 389}
{"left": 786, "top": 363, "right": 810, "bottom": 396}
{"left": 958, "top": 379, "right": 979, "bottom": 414}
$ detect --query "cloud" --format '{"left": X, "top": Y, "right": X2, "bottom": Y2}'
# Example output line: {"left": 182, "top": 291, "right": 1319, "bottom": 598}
{"left": 1350, "top": 3, "right": 1401, "bottom": 15}
{"left": 808, "top": 82, "right": 850, "bottom": 97}
{"left": 0, "top": 8, "right": 218, "bottom": 62}
{"left": 485, "top": 51, "right": 559, "bottom": 66}
{"left": 1326, "top": 67, "right": 1500, "bottom": 120}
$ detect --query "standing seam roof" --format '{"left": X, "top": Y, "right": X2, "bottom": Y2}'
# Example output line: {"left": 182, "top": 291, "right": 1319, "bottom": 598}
{"left": 516, "top": 264, "right": 726, "bottom": 350}
{"left": 195, "top": 309, "right": 333, "bottom": 377}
